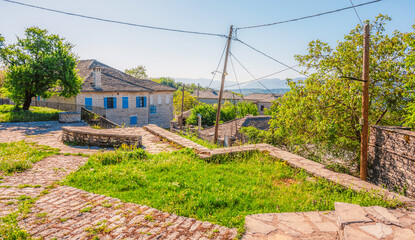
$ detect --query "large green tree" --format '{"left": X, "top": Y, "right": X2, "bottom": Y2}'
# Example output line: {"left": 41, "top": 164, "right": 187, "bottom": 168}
{"left": 125, "top": 65, "right": 148, "bottom": 79}
{"left": 404, "top": 25, "right": 415, "bottom": 129}
{"left": 269, "top": 15, "right": 414, "bottom": 156}
{"left": 173, "top": 90, "right": 198, "bottom": 115}
{"left": 0, "top": 27, "right": 82, "bottom": 110}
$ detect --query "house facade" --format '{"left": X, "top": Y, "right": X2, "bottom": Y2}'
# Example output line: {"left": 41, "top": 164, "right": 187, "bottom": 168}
{"left": 37, "top": 59, "right": 175, "bottom": 128}
{"left": 244, "top": 93, "right": 282, "bottom": 115}
{"left": 193, "top": 90, "right": 242, "bottom": 105}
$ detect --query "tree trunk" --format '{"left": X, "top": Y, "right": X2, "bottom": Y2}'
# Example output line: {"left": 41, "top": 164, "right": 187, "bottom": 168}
{"left": 22, "top": 93, "right": 32, "bottom": 110}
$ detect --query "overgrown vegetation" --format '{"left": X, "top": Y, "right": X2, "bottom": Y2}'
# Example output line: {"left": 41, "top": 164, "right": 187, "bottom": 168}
{"left": 265, "top": 15, "right": 415, "bottom": 168}
{"left": 0, "top": 104, "right": 61, "bottom": 122}
{"left": 64, "top": 148, "right": 400, "bottom": 233}
{"left": 0, "top": 141, "right": 59, "bottom": 174}
{"left": 179, "top": 131, "right": 220, "bottom": 149}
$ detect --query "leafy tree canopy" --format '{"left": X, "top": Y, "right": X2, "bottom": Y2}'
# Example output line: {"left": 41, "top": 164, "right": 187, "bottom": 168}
{"left": 173, "top": 90, "right": 198, "bottom": 115}
{"left": 0, "top": 27, "right": 82, "bottom": 110}
{"left": 125, "top": 65, "right": 148, "bottom": 79}
{"left": 269, "top": 15, "right": 415, "bottom": 155}
{"left": 404, "top": 24, "right": 415, "bottom": 129}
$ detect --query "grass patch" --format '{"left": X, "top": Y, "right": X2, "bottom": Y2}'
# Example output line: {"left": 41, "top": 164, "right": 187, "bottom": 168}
{"left": 0, "top": 104, "right": 61, "bottom": 123}
{"left": 179, "top": 132, "right": 220, "bottom": 149}
{"left": 64, "top": 148, "right": 401, "bottom": 233}
{"left": 0, "top": 141, "right": 59, "bottom": 174}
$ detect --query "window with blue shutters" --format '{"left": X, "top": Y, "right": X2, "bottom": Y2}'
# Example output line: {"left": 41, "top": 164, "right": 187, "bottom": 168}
{"left": 136, "top": 96, "right": 147, "bottom": 108}
{"left": 122, "top": 97, "right": 129, "bottom": 109}
{"left": 85, "top": 98, "right": 92, "bottom": 110}
{"left": 130, "top": 116, "right": 137, "bottom": 125}
{"left": 104, "top": 97, "right": 117, "bottom": 109}
{"left": 150, "top": 105, "right": 157, "bottom": 114}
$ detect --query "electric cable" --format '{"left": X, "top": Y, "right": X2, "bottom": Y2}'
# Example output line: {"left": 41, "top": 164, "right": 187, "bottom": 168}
{"left": 208, "top": 40, "right": 228, "bottom": 89}
{"left": 349, "top": 0, "right": 364, "bottom": 25}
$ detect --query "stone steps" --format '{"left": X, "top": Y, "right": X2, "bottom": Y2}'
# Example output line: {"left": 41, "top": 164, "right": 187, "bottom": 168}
{"left": 243, "top": 203, "right": 415, "bottom": 239}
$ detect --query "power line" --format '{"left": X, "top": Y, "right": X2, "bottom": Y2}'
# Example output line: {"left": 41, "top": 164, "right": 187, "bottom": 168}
{"left": 349, "top": 0, "right": 364, "bottom": 25}
{"left": 229, "top": 52, "right": 279, "bottom": 98}
{"left": 208, "top": 40, "right": 228, "bottom": 89}
{"left": 234, "top": 38, "right": 308, "bottom": 77}
{"left": 236, "top": 0, "right": 380, "bottom": 30}
{"left": 224, "top": 64, "right": 299, "bottom": 88}
{"left": 2, "top": 0, "right": 227, "bottom": 38}
{"left": 229, "top": 54, "right": 245, "bottom": 100}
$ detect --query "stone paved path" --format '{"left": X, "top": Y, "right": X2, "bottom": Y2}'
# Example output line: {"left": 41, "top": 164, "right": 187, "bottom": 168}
{"left": 0, "top": 121, "right": 177, "bottom": 154}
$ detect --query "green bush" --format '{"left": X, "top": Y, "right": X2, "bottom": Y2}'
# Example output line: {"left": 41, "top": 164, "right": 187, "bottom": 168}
{"left": 187, "top": 103, "right": 216, "bottom": 126}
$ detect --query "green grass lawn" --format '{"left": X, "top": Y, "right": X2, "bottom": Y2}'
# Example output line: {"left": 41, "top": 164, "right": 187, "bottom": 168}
{"left": 0, "top": 141, "right": 59, "bottom": 174}
{"left": 0, "top": 104, "right": 61, "bottom": 122}
{"left": 63, "top": 148, "right": 400, "bottom": 233}
{"left": 179, "top": 132, "right": 220, "bottom": 149}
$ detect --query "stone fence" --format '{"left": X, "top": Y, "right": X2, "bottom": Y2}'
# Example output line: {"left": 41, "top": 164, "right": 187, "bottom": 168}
{"left": 144, "top": 124, "right": 415, "bottom": 206}
{"left": 368, "top": 125, "right": 415, "bottom": 198}
{"left": 62, "top": 126, "right": 142, "bottom": 148}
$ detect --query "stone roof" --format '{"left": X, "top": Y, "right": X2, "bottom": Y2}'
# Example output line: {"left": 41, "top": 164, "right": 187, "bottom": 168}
{"left": 77, "top": 60, "right": 176, "bottom": 92}
{"left": 244, "top": 93, "right": 283, "bottom": 103}
{"left": 194, "top": 90, "right": 243, "bottom": 100}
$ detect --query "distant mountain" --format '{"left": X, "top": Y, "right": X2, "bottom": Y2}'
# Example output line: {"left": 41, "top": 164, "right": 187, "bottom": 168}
{"left": 174, "top": 77, "right": 302, "bottom": 90}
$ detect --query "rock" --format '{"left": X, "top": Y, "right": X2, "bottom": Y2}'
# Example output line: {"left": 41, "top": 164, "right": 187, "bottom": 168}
{"left": 359, "top": 223, "right": 393, "bottom": 239}
{"left": 335, "top": 202, "right": 373, "bottom": 228}
{"left": 393, "top": 228, "right": 415, "bottom": 240}
{"left": 366, "top": 206, "right": 402, "bottom": 226}
{"left": 343, "top": 226, "right": 377, "bottom": 240}
{"left": 245, "top": 216, "right": 277, "bottom": 235}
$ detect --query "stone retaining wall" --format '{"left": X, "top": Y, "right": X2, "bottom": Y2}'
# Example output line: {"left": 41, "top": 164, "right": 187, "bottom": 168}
{"left": 62, "top": 126, "right": 142, "bottom": 148}
{"left": 368, "top": 125, "right": 415, "bottom": 198}
{"left": 143, "top": 124, "right": 415, "bottom": 206}
{"left": 59, "top": 112, "right": 81, "bottom": 123}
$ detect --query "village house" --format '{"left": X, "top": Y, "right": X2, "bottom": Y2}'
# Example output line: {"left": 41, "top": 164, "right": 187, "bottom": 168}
{"left": 244, "top": 93, "right": 282, "bottom": 114}
{"left": 36, "top": 59, "right": 175, "bottom": 128}
{"left": 193, "top": 90, "right": 242, "bottom": 105}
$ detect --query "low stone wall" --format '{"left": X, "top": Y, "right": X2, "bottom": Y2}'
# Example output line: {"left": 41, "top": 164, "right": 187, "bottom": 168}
{"left": 143, "top": 124, "right": 415, "bottom": 206}
{"left": 59, "top": 112, "right": 81, "bottom": 123}
{"left": 368, "top": 125, "right": 415, "bottom": 197}
{"left": 62, "top": 126, "right": 142, "bottom": 148}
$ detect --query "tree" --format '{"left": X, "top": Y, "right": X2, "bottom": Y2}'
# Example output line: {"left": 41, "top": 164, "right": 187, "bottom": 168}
{"left": 404, "top": 24, "right": 415, "bottom": 129}
{"left": 269, "top": 15, "right": 414, "bottom": 157}
{"left": 187, "top": 103, "right": 216, "bottom": 126}
{"left": 0, "top": 27, "right": 82, "bottom": 110}
{"left": 125, "top": 65, "right": 148, "bottom": 79}
{"left": 173, "top": 90, "right": 198, "bottom": 115}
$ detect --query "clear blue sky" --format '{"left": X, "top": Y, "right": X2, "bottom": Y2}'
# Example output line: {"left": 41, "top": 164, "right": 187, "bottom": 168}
{"left": 0, "top": 0, "right": 414, "bottom": 87}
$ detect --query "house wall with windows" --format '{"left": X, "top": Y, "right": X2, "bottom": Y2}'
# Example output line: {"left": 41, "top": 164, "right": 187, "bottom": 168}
{"left": 75, "top": 91, "right": 173, "bottom": 127}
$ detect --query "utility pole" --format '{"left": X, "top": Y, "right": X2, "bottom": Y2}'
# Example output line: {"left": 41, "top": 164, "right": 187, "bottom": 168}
{"left": 214, "top": 25, "right": 233, "bottom": 143}
{"left": 360, "top": 24, "right": 370, "bottom": 181}
{"left": 180, "top": 83, "right": 185, "bottom": 132}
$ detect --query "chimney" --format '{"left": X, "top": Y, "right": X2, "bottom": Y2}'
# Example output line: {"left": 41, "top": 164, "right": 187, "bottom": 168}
{"left": 93, "top": 67, "right": 102, "bottom": 90}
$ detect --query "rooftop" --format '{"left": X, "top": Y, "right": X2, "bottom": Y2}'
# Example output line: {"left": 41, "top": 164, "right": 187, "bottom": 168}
{"left": 244, "top": 93, "right": 283, "bottom": 103}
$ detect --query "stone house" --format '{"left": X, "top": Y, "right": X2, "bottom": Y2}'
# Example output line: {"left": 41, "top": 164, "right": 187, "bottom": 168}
{"left": 37, "top": 59, "right": 175, "bottom": 128}
{"left": 193, "top": 90, "right": 242, "bottom": 105}
{"left": 244, "top": 93, "right": 282, "bottom": 115}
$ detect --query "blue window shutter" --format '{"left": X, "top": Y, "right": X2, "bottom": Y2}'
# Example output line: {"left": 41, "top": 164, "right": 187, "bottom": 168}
{"left": 123, "top": 97, "right": 128, "bottom": 109}
{"left": 130, "top": 116, "right": 137, "bottom": 125}
{"left": 104, "top": 97, "right": 107, "bottom": 109}
{"left": 144, "top": 97, "right": 147, "bottom": 107}
{"left": 136, "top": 97, "right": 139, "bottom": 108}
{"left": 113, "top": 97, "right": 117, "bottom": 109}
{"left": 37, "top": 96, "right": 40, "bottom": 101}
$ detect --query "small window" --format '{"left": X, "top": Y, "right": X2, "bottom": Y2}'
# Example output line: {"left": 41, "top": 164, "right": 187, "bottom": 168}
{"left": 150, "top": 95, "right": 154, "bottom": 104}
{"left": 260, "top": 105, "right": 265, "bottom": 111}
{"left": 85, "top": 98, "right": 92, "bottom": 110}
{"left": 122, "top": 97, "right": 129, "bottom": 109}
{"left": 104, "top": 97, "right": 117, "bottom": 109}
{"left": 130, "top": 116, "right": 137, "bottom": 125}
{"left": 150, "top": 105, "right": 157, "bottom": 114}
{"left": 157, "top": 95, "right": 162, "bottom": 105}
{"left": 136, "top": 96, "right": 147, "bottom": 108}
{"left": 165, "top": 95, "right": 170, "bottom": 104}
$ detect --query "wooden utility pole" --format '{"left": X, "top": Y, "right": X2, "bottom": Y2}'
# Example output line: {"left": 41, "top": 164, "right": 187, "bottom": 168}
{"left": 180, "top": 83, "right": 185, "bottom": 132}
{"left": 360, "top": 24, "right": 370, "bottom": 181}
{"left": 214, "top": 25, "right": 233, "bottom": 143}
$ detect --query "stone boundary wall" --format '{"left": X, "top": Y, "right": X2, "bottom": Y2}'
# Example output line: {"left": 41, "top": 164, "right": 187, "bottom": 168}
{"left": 144, "top": 124, "right": 415, "bottom": 206}
{"left": 59, "top": 112, "right": 81, "bottom": 123}
{"left": 62, "top": 126, "right": 142, "bottom": 148}
{"left": 368, "top": 125, "right": 415, "bottom": 198}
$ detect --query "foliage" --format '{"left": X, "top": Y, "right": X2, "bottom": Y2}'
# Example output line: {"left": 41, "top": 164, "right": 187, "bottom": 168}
{"left": 173, "top": 90, "right": 198, "bottom": 115}
{"left": 179, "top": 130, "right": 220, "bottom": 149}
{"left": 124, "top": 65, "right": 148, "bottom": 79}
{"left": 186, "top": 103, "right": 216, "bottom": 126}
{"left": 0, "top": 104, "right": 61, "bottom": 122}
{"left": 236, "top": 101, "right": 258, "bottom": 118}
{"left": 64, "top": 149, "right": 400, "bottom": 232}
{"left": 0, "top": 27, "right": 82, "bottom": 110}
{"left": 151, "top": 77, "right": 209, "bottom": 93}
{"left": 269, "top": 15, "right": 415, "bottom": 162}
{"left": 404, "top": 25, "right": 415, "bottom": 129}
{"left": 0, "top": 141, "right": 58, "bottom": 174}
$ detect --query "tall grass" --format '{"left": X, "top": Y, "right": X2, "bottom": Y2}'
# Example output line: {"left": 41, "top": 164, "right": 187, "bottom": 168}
{"left": 0, "top": 105, "right": 61, "bottom": 122}
{"left": 64, "top": 148, "right": 400, "bottom": 233}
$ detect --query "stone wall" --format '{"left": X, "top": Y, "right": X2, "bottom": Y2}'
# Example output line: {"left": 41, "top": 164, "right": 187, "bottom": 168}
{"left": 62, "top": 126, "right": 142, "bottom": 148}
{"left": 59, "top": 112, "right": 81, "bottom": 123}
{"left": 368, "top": 125, "right": 415, "bottom": 197}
